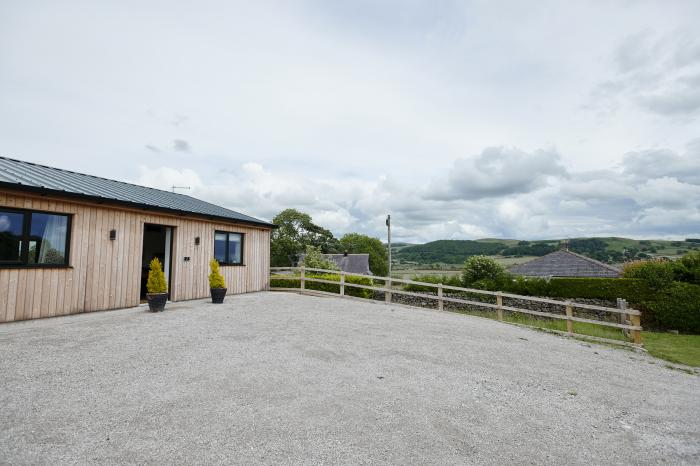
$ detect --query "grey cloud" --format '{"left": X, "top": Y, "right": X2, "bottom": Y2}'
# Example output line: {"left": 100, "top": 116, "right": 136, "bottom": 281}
{"left": 426, "top": 146, "right": 567, "bottom": 201}
{"left": 145, "top": 144, "right": 161, "bottom": 153}
{"left": 173, "top": 139, "right": 191, "bottom": 152}
{"left": 638, "top": 82, "right": 700, "bottom": 116}
{"left": 591, "top": 30, "right": 700, "bottom": 118}
{"left": 614, "top": 31, "right": 654, "bottom": 73}
{"left": 622, "top": 148, "right": 700, "bottom": 184}
{"left": 171, "top": 114, "right": 189, "bottom": 127}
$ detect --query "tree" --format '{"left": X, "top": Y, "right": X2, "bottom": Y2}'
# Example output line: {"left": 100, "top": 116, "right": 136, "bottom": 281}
{"left": 339, "top": 233, "right": 388, "bottom": 276}
{"left": 462, "top": 255, "right": 508, "bottom": 287}
{"left": 674, "top": 250, "right": 700, "bottom": 285}
{"left": 300, "top": 245, "right": 339, "bottom": 271}
{"left": 270, "top": 209, "right": 340, "bottom": 266}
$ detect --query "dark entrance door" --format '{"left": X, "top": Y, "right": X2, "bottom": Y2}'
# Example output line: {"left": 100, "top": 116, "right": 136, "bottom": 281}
{"left": 140, "top": 223, "right": 173, "bottom": 300}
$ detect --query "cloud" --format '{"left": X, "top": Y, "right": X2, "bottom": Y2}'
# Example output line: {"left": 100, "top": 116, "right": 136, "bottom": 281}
{"left": 590, "top": 30, "right": 700, "bottom": 118}
{"left": 173, "top": 139, "right": 191, "bottom": 153}
{"left": 145, "top": 144, "right": 161, "bottom": 153}
{"left": 132, "top": 138, "right": 700, "bottom": 242}
{"left": 622, "top": 147, "right": 700, "bottom": 184}
{"left": 426, "top": 146, "right": 567, "bottom": 201}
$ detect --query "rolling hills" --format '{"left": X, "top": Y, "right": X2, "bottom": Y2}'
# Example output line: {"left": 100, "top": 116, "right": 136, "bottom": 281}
{"left": 393, "top": 237, "right": 700, "bottom": 265}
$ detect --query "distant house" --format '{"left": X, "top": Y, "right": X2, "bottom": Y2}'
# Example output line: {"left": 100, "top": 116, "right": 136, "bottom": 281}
{"left": 298, "top": 252, "right": 372, "bottom": 275}
{"left": 509, "top": 249, "right": 621, "bottom": 278}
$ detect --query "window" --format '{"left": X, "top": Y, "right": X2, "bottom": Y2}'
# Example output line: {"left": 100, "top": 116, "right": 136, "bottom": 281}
{"left": 0, "top": 208, "right": 71, "bottom": 267}
{"left": 214, "top": 231, "right": 243, "bottom": 265}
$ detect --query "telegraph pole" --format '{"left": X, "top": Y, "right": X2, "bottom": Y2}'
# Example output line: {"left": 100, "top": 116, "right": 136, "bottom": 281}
{"left": 386, "top": 214, "right": 391, "bottom": 278}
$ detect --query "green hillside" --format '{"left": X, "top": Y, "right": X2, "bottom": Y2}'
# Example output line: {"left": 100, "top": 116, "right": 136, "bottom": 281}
{"left": 393, "top": 237, "right": 700, "bottom": 265}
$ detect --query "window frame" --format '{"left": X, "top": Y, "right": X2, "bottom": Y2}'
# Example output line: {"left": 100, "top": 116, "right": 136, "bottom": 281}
{"left": 0, "top": 207, "right": 72, "bottom": 268}
{"left": 214, "top": 230, "right": 244, "bottom": 266}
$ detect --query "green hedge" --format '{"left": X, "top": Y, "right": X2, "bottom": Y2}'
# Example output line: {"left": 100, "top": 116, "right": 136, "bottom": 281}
{"left": 404, "top": 274, "right": 462, "bottom": 292}
{"left": 505, "top": 277, "right": 656, "bottom": 302}
{"left": 636, "top": 282, "right": 700, "bottom": 333}
{"left": 270, "top": 273, "right": 374, "bottom": 299}
{"left": 403, "top": 275, "right": 700, "bottom": 334}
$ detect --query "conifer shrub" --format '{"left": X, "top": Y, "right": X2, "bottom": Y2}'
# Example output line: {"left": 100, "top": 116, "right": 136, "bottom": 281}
{"left": 146, "top": 257, "right": 168, "bottom": 294}
{"left": 209, "top": 258, "right": 226, "bottom": 289}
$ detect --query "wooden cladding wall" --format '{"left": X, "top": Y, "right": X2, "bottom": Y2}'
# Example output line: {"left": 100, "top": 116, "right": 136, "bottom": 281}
{"left": 0, "top": 190, "right": 271, "bottom": 323}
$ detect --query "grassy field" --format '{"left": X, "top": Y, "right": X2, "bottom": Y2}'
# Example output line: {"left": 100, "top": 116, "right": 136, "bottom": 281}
{"left": 391, "top": 256, "right": 536, "bottom": 279}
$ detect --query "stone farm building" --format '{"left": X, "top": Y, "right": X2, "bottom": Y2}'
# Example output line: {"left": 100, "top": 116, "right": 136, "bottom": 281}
{"left": 509, "top": 249, "right": 621, "bottom": 278}
{"left": 0, "top": 156, "right": 274, "bottom": 322}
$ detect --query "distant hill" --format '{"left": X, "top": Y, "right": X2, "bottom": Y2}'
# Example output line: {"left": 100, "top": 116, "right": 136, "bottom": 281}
{"left": 393, "top": 237, "right": 699, "bottom": 265}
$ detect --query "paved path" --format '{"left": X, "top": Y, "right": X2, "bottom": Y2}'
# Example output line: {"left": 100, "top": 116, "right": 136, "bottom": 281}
{"left": 1, "top": 292, "right": 698, "bottom": 465}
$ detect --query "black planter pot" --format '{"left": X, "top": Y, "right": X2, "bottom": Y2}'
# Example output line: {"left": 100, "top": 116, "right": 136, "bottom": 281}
{"left": 147, "top": 293, "right": 168, "bottom": 312}
{"left": 211, "top": 287, "right": 227, "bottom": 304}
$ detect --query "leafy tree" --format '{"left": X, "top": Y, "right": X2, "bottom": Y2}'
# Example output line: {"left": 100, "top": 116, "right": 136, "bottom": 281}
{"left": 622, "top": 258, "right": 674, "bottom": 290}
{"left": 300, "top": 245, "right": 339, "bottom": 271}
{"left": 208, "top": 258, "right": 226, "bottom": 289}
{"left": 462, "top": 255, "right": 508, "bottom": 287}
{"left": 339, "top": 233, "right": 388, "bottom": 276}
{"left": 270, "top": 209, "right": 340, "bottom": 266}
{"left": 673, "top": 250, "right": 700, "bottom": 285}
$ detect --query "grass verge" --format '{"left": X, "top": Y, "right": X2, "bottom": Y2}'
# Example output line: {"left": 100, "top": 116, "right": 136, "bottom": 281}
{"left": 642, "top": 332, "right": 700, "bottom": 367}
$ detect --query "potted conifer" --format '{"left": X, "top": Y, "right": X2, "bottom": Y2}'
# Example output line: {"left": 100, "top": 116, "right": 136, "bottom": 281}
{"left": 146, "top": 257, "right": 168, "bottom": 312}
{"left": 209, "top": 258, "right": 227, "bottom": 304}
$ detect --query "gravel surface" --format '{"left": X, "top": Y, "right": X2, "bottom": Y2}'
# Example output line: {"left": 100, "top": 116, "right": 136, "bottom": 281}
{"left": 1, "top": 291, "right": 698, "bottom": 465}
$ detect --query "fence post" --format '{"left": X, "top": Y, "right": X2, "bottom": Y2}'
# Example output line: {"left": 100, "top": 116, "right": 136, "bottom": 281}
{"left": 437, "top": 284, "right": 443, "bottom": 311}
{"left": 496, "top": 292, "right": 503, "bottom": 321}
{"left": 300, "top": 266, "right": 305, "bottom": 292}
{"left": 340, "top": 272, "right": 345, "bottom": 296}
{"left": 565, "top": 302, "right": 573, "bottom": 335}
{"left": 618, "top": 298, "right": 630, "bottom": 339}
{"left": 385, "top": 277, "right": 392, "bottom": 303}
{"left": 630, "top": 312, "right": 642, "bottom": 345}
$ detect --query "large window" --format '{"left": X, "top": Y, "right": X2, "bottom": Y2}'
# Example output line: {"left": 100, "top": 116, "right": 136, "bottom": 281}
{"left": 0, "top": 209, "right": 71, "bottom": 267}
{"left": 214, "top": 231, "right": 243, "bottom": 265}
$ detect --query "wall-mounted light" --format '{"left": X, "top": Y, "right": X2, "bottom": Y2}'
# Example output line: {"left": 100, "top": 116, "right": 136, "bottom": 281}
{"left": 109, "top": 229, "right": 117, "bottom": 240}
{"left": 194, "top": 236, "right": 200, "bottom": 246}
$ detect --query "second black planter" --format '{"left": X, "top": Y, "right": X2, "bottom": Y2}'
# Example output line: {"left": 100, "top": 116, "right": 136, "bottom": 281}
{"left": 211, "top": 288, "right": 227, "bottom": 304}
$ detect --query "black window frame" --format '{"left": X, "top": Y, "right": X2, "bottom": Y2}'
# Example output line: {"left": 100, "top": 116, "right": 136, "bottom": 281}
{"left": 0, "top": 207, "right": 72, "bottom": 268}
{"left": 214, "top": 230, "right": 244, "bottom": 266}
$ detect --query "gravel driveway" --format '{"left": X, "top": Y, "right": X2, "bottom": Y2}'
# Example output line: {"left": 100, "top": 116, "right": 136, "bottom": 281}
{"left": 1, "top": 291, "right": 698, "bottom": 465}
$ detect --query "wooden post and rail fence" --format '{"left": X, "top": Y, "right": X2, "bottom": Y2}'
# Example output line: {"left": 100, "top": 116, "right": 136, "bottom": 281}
{"left": 269, "top": 266, "right": 643, "bottom": 346}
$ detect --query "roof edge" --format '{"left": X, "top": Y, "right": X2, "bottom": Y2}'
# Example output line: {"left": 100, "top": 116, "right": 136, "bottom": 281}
{"left": 0, "top": 183, "right": 276, "bottom": 229}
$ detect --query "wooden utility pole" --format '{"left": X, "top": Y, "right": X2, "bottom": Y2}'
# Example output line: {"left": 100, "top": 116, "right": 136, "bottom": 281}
{"left": 386, "top": 214, "right": 391, "bottom": 278}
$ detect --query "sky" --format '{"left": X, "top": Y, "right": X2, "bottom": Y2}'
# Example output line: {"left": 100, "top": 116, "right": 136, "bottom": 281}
{"left": 1, "top": 0, "right": 699, "bottom": 243}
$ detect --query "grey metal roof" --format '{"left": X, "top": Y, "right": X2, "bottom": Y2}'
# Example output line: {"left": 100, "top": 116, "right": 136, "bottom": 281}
{"left": 509, "top": 249, "right": 621, "bottom": 278}
{"left": 299, "top": 253, "right": 372, "bottom": 275}
{"left": 0, "top": 156, "right": 273, "bottom": 227}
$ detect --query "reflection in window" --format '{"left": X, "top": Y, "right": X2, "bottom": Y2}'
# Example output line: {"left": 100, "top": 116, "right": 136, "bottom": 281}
{"left": 214, "top": 232, "right": 228, "bottom": 264}
{"left": 28, "top": 213, "right": 68, "bottom": 264}
{"left": 213, "top": 231, "right": 243, "bottom": 265}
{"left": 0, "top": 211, "right": 24, "bottom": 263}
{"left": 0, "top": 209, "right": 70, "bottom": 266}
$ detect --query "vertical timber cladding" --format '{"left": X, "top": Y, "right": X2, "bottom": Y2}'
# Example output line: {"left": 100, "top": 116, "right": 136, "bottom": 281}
{"left": 0, "top": 190, "right": 271, "bottom": 323}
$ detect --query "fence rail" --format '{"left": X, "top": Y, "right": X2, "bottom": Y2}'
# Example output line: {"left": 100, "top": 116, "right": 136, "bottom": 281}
{"left": 269, "top": 266, "right": 642, "bottom": 345}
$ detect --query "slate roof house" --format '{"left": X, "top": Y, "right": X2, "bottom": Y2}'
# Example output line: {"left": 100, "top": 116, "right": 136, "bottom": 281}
{"left": 298, "top": 253, "right": 372, "bottom": 275}
{"left": 509, "top": 249, "right": 621, "bottom": 278}
{"left": 0, "top": 156, "right": 274, "bottom": 322}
